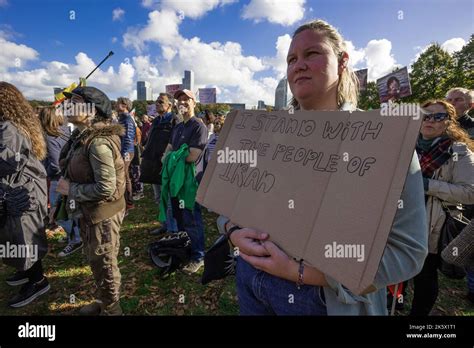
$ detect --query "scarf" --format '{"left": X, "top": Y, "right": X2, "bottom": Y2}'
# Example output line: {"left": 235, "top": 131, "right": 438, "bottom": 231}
{"left": 416, "top": 135, "right": 453, "bottom": 178}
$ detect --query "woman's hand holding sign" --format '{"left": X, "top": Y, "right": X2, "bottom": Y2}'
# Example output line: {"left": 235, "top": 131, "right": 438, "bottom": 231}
{"left": 229, "top": 223, "right": 328, "bottom": 286}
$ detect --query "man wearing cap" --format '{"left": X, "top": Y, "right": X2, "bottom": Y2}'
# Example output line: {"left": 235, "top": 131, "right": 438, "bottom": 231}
{"left": 57, "top": 86, "right": 126, "bottom": 315}
{"left": 163, "top": 89, "right": 208, "bottom": 273}
{"left": 141, "top": 93, "right": 182, "bottom": 236}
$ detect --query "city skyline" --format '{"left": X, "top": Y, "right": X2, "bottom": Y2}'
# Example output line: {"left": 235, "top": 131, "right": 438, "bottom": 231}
{"left": 0, "top": 0, "right": 472, "bottom": 108}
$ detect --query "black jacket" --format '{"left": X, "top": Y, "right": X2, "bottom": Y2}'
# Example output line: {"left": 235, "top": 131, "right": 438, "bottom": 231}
{"left": 0, "top": 121, "right": 48, "bottom": 271}
{"left": 42, "top": 124, "right": 71, "bottom": 180}
{"left": 140, "top": 112, "right": 182, "bottom": 184}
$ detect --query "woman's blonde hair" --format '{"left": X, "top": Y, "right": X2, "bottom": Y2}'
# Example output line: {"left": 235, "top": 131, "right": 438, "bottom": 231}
{"left": 422, "top": 99, "right": 474, "bottom": 151}
{"left": 39, "top": 106, "right": 65, "bottom": 137}
{"left": 290, "top": 19, "right": 359, "bottom": 110}
{"left": 0, "top": 81, "right": 46, "bottom": 160}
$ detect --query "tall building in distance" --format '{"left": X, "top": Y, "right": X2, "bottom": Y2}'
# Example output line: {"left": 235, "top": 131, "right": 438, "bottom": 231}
{"left": 274, "top": 77, "right": 288, "bottom": 110}
{"left": 137, "top": 81, "right": 153, "bottom": 101}
{"left": 182, "top": 70, "right": 194, "bottom": 92}
{"left": 257, "top": 100, "right": 266, "bottom": 110}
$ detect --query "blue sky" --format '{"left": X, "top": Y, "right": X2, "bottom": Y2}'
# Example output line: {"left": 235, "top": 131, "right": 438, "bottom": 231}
{"left": 0, "top": 0, "right": 472, "bottom": 105}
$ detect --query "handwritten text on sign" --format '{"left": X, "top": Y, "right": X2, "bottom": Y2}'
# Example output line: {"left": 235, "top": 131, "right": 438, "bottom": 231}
{"left": 218, "top": 112, "right": 383, "bottom": 193}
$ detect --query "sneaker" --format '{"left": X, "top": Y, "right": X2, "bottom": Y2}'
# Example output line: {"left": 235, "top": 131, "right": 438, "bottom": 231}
{"left": 6, "top": 271, "right": 29, "bottom": 286}
{"left": 58, "top": 242, "right": 83, "bottom": 257}
{"left": 79, "top": 300, "right": 103, "bottom": 316}
{"left": 182, "top": 260, "right": 204, "bottom": 274}
{"left": 8, "top": 277, "right": 50, "bottom": 308}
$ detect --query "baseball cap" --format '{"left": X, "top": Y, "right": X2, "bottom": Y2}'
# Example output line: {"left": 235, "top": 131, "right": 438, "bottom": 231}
{"left": 63, "top": 86, "right": 113, "bottom": 118}
{"left": 174, "top": 89, "right": 196, "bottom": 101}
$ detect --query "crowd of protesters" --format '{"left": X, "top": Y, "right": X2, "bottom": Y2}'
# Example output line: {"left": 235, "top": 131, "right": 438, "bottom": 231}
{"left": 0, "top": 19, "right": 473, "bottom": 316}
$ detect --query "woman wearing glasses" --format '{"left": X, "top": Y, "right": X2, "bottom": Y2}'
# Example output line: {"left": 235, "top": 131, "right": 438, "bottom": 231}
{"left": 411, "top": 100, "right": 474, "bottom": 315}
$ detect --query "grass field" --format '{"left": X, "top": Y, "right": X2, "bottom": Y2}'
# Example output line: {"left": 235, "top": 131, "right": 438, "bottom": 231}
{"left": 0, "top": 185, "right": 472, "bottom": 316}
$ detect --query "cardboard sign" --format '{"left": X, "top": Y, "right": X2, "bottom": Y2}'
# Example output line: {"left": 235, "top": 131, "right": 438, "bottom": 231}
{"left": 197, "top": 109, "right": 422, "bottom": 294}
{"left": 146, "top": 104, "right": 157, "bottom": 117}
{"left": 199, "top": 88, "right": 217, "bottom": 104}
{"left": 377, "top": 67, "right": 412, "bottom": 103}
{"left": 165, "top": 84, "right": 183, "bottom": 96}
{"left": 355, "top": 69, "right": 368, "bottom": 91}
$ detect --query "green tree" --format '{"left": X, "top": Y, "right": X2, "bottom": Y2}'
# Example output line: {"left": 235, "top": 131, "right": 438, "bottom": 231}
{"left": 450, "top": 34, "right": 474, "bottom": 89}
{"left": 195, "top": 103, "right": 231, "bottom": 115}
{"left": 29, "top": 100, "right": 52, "bottom": 109}
{"left": 132, "top": 100, "right": 150, "bottom": 117}
{"left": 357, "top": 82, "right": 379, "bottom": 110}
{"left": 408, "top": 43, "right": 455, "bottom": 103}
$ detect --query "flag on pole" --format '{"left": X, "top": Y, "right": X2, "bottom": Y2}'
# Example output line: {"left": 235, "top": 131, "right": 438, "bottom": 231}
{"left": 53, "top": 78, "right": 86, "bottom": 106}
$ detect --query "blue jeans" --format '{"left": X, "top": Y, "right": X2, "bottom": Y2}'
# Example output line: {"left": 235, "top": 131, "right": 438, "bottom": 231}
{"left": 49, "top": 179, "right": 59, "bottom": 209}
{"left": 57, "top": 218, "right": 81, "bottom": 244}
{"left": 166, "top": 194, "right": 178, "bottom": 232}
{"left": 236, "top": 257, "right": 327, "bottom": 315}
{"left": 152, "top": 184, "right": 161, "bottom": 205}
{"left": 182, "top": 205, "right": 205, "bottom": 261}
{"left": 467, "top": 270, "right": 474, "bottom": 293}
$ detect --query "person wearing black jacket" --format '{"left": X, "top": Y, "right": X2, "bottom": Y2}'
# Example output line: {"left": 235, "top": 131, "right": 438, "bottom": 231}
{"left": 140, "top": 93, "right": 181, "bottom": 235}
{"left": 0, "top": 82, "right": 50, "bottom": 308}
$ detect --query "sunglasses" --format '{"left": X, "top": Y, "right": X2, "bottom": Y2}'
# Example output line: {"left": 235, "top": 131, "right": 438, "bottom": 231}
{"left": 423, "top": 113, "right": 449, "bottom": 122}
{"left": 156, "top": 100, "right": 168, "bottom": 105}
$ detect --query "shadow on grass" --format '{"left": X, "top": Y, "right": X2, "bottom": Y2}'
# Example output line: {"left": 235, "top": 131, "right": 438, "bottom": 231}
{"left": 0, "top": 185, "right": 239, "bottom": 316}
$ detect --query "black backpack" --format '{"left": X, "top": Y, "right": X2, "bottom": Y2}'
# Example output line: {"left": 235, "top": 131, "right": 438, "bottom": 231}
{"left": 148, "top": 231, "right": 191, "bottom": 279}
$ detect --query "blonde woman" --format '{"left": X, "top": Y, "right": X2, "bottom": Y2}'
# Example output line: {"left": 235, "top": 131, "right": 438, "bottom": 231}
{"left": 219, "top": 20, "right": 428, "bottom": 315}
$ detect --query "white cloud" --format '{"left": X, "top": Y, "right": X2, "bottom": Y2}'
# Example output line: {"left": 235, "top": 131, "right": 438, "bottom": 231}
{"left": 264, "top": 34, "right": 292, "bottom": 78}
{"left": 363, "top": 39, "right": 399, "bottom": 81}
{"left": 161, "top": 0, "right": 237, "bottom": 19}
{"left": 441, "top": 37, "right": 466, "bottom": 54}
{"left": 0, "top": 45, "right": 135, "bottom": 100}
{"left": 3, "top": 5, "right": 296, "bottom": 107}
{"left": 344, "top": 40, "right": 365, "bottom": 69}
{"left": 123, "top": 10, "right": 182, "bottom": 53}
{"left": 120, "top": 4, "right": 281, "bottom": 106}
{"left": 141, "top": 0, "right": 159, "bottom": 8}
{"left": 0, "top": 36, "right": 39, "bottom": 72}
{"left": 112, "top": 8, "right": 125, "bottom": 21}
{"left": 242, "top": 0, "right": 305, "bottom": 26}
{"left": 0, "top": 0, "right": 8, "bottom": 7}
{"left": 111, "top": 37, "right": 118, "bottom": 44}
